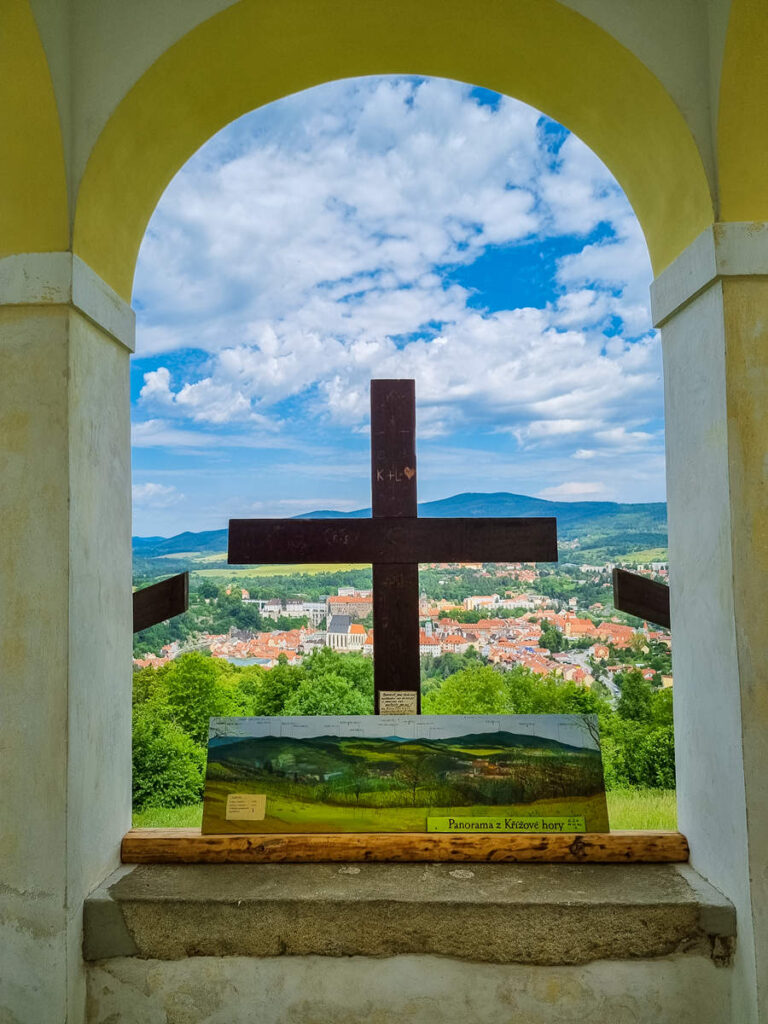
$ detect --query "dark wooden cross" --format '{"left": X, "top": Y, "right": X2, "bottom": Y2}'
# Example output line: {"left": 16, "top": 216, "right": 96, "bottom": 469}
{"left": 228, "top": 380, "right": 559, "bottom": 713}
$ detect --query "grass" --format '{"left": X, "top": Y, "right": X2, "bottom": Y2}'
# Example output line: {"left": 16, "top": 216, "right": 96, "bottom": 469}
{"left": 157, "top": 551, "right": 203, "bottom": 559}
{"left": 133, "top": 804, "right": 203, "bottom": 827}
{"left": 194, "top": 562, "right": 370, "bottom": 578}
{"left": 617, "top": 548, "right": 668, "bottom": 565}
{"left": 606, "top": 788, "right": 677, "bottom": 830}
{"left": 132, "top": 789, "right": 677, "bottom": 831}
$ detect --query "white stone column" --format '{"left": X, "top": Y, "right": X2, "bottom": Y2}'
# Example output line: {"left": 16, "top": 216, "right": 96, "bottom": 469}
{"left": 651, "top": 224, "right": 768, "bottom": 1024}
{"left": 0, "top": 254, "right": 135, "bottom": 1024}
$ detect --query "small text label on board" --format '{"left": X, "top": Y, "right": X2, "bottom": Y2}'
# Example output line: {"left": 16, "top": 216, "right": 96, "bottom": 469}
{"left": 379, "top": 691, "right": 418, "bottom": 715}
{"left": 226, "top": 794, "right": 266, "bottom": 821}
{"left": 426, "top": 815, "right": 586, "bottom": 833}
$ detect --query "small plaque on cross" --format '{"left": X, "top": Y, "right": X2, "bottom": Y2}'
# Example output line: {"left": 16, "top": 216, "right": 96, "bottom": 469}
{"left": 228, "top": 380, "right": 559, "bottom": 712}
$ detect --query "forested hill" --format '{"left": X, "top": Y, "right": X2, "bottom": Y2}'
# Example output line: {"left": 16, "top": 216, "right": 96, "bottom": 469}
{"left": 133, "top": 491, "right": 667, "bottom": 568}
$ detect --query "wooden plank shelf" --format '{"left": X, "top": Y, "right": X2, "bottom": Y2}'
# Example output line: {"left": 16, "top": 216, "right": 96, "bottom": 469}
{"left": 122, "top": 829, "right": 689, "bottom": 864}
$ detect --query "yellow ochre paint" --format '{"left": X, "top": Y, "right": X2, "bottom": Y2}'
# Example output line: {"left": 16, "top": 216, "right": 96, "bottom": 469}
{"left": 0, "top": 0, "right": 68, "bottom": 258}
{"left": 73, "top": 0, "right": 714, "bottom": 300}
{"left": 718, "top": 0, "right": 768, "bottom": 222}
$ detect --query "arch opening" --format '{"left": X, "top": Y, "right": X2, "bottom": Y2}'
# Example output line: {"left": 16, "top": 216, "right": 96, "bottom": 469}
{"left": 131, "top": 74, "right": 675, "bottom": 829}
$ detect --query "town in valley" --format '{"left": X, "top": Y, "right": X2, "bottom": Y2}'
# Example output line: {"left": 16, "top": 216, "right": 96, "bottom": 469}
{"left": 134, "top": 557, "right": 672, "bottom": 696}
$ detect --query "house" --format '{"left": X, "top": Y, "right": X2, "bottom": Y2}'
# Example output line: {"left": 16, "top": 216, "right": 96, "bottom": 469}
{"left": 326, "top": 594, "right": 373, "bottom": 619}
{"left": 325, "top": 616, "right": 366, "bottom": 650}
{"left": 262, "top": 598, "right": 283, "bottom": 620}
{"left": 326, "top": 614, "right": 352, "bottom": 649}
{"left": 597, "top": 622, "right": 636, "bottom": 647}
{"left": 419, "top": 631, "right": 441, "bottom": 656}
{"left": 463, "top": 594, "right": 499, "bottom": 610}
{"left": 441, "top": 634, "right": 470, "bottom": 654}
{"left": 348, "top": 623, "right": 366, "bottom": 649}
{"left": 563, "top": 615, "right": 598, "bottom": 638}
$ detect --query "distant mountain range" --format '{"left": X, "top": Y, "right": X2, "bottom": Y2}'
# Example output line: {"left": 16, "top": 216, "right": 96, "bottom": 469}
{"left": 132, "top": 491, "right": 667, "bottom": 567}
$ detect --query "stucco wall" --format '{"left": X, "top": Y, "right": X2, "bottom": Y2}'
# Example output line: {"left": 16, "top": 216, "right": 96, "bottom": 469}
{"left": 86, "top": 953, "right": 732, "bottom": 1024}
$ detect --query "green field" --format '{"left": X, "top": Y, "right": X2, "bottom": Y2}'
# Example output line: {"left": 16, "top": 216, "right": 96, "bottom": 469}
{"left": 133, "top": 789, "right": 677, "bottom": 831}
{"left": 194, "top": 562, "right": 370, "bottom": 578}
{"left": 617, "top": 548, "right": 668, "bottom": 564}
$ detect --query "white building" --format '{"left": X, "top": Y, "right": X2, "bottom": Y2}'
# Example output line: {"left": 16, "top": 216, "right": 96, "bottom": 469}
{"left": 326, "top": 615, "right": 366, "bottom": 650}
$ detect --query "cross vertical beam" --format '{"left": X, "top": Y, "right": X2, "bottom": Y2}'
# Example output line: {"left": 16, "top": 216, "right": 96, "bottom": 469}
{"left": 228, "top": 378, "right": 559, "bottom": 715}
{"left": 370, "top": 380, "right": 420, "bottom": 712}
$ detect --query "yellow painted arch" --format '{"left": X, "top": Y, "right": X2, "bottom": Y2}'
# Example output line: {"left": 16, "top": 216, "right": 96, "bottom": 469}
{"left": 74, "top": 0, "right": 713, "bottom": 300}
{"left": 718, "top": 0, "right": 768, "bottom": 222}
{"left": 0, "top": 0, "right": 68, "bottom": 257}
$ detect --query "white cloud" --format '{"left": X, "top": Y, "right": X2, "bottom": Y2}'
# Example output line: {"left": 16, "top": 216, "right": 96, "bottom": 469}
{"left": 131, "top": 418, "right": 306, "bottom": 450}
{"left": 132, "top": 482, "right": 183, "bottom": 507}
{"left": 537, "top": 481, "right": 608, "bottom": 500}
{"left": 245, "top": 497, "right": 363, "bottom": 515}
{"left": 138, "top": 366, "right": 277, "bottom": 426}
{"left": 131, "top": 76, "right": 662, "bottom": 507}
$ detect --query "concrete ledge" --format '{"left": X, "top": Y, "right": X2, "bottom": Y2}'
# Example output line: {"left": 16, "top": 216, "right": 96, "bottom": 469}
{"left": 83, "top": 862, "right": 735, "bottom": 966}
{"left": 650, "top": 221, "right": 768, "bottom": 326}
{"left": 0, "top": 252, "right": 135, "bottom": 350}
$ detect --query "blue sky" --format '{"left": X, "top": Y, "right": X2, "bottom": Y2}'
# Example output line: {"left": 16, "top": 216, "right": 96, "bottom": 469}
{"left": 131, "top": 76, "right": 664, "bottom": 537}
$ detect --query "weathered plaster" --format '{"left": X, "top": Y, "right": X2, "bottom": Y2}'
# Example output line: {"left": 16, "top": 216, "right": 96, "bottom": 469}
{"left": 0, "top": 291, "right": 133, "bottom": 1024}
{"left": 658, "top": 225, "right": 768, "bottom": 1024}
{"left": 721, "top": 275, "right": 768, "bottom": 1021}
{"left": 0, "top": 306, "right": 71, "bottom": 1024}
{"left": 86, "top": 952, "right": 733, "bottom": 1024}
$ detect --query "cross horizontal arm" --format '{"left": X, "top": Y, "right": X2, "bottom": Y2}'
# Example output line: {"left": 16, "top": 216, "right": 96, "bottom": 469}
{"left": 612, "top": 568, "right": 670, "bottom": 628}
{"left": 133, "top": 572, "right": 189, "bottom": 633}
{"left": 228, "top": 518, "right": 558, "bottom": 565}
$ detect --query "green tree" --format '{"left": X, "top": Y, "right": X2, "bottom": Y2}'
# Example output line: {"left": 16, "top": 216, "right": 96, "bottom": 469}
{"left": 636, "top": 726, "right": 676, "bottom": 787}
{"left": 248, "top": 655, "right": 305, "bottom": 715}
{"left": 304, "top": 647, "right": 373, "bottom": 700}
{"left": 132, "top": 704, "right": 205, "bottom": 809}
{"left": 539, "top": 623, "right": 565, "bottom": 653}
{"left": 162, "top": 652, "right": 233, "bottom": 744}
{"left": 283, "top": 672, "right": 371, "bottom": 715}
{"left": 617, "top": 669, "right": 654, "bottom": 722}
{"left": 649, "top": 686, "right": 674, "bottom": 727}
{"left": 423, "top": 664, "right": 508, "bottom": 714}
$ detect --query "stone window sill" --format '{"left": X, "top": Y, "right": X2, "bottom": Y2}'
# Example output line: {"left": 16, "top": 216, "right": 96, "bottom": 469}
{"left": 84, "top": 861, "right": 735, "bottom": 967}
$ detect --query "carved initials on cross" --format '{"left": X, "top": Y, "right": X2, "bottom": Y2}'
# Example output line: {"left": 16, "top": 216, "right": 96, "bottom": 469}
{"left": 228, "top": 380, "right": 559, "bottom": 713}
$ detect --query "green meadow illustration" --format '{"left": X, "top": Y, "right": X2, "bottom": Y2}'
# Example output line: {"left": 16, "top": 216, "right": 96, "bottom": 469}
{"left": 201, "top": 714, "right": 610, "bottom": 834}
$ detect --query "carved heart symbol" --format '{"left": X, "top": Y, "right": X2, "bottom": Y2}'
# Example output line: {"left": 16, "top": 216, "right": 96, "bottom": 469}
{"left": 404, "top": 466, "right": 415, "bottom": 479}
